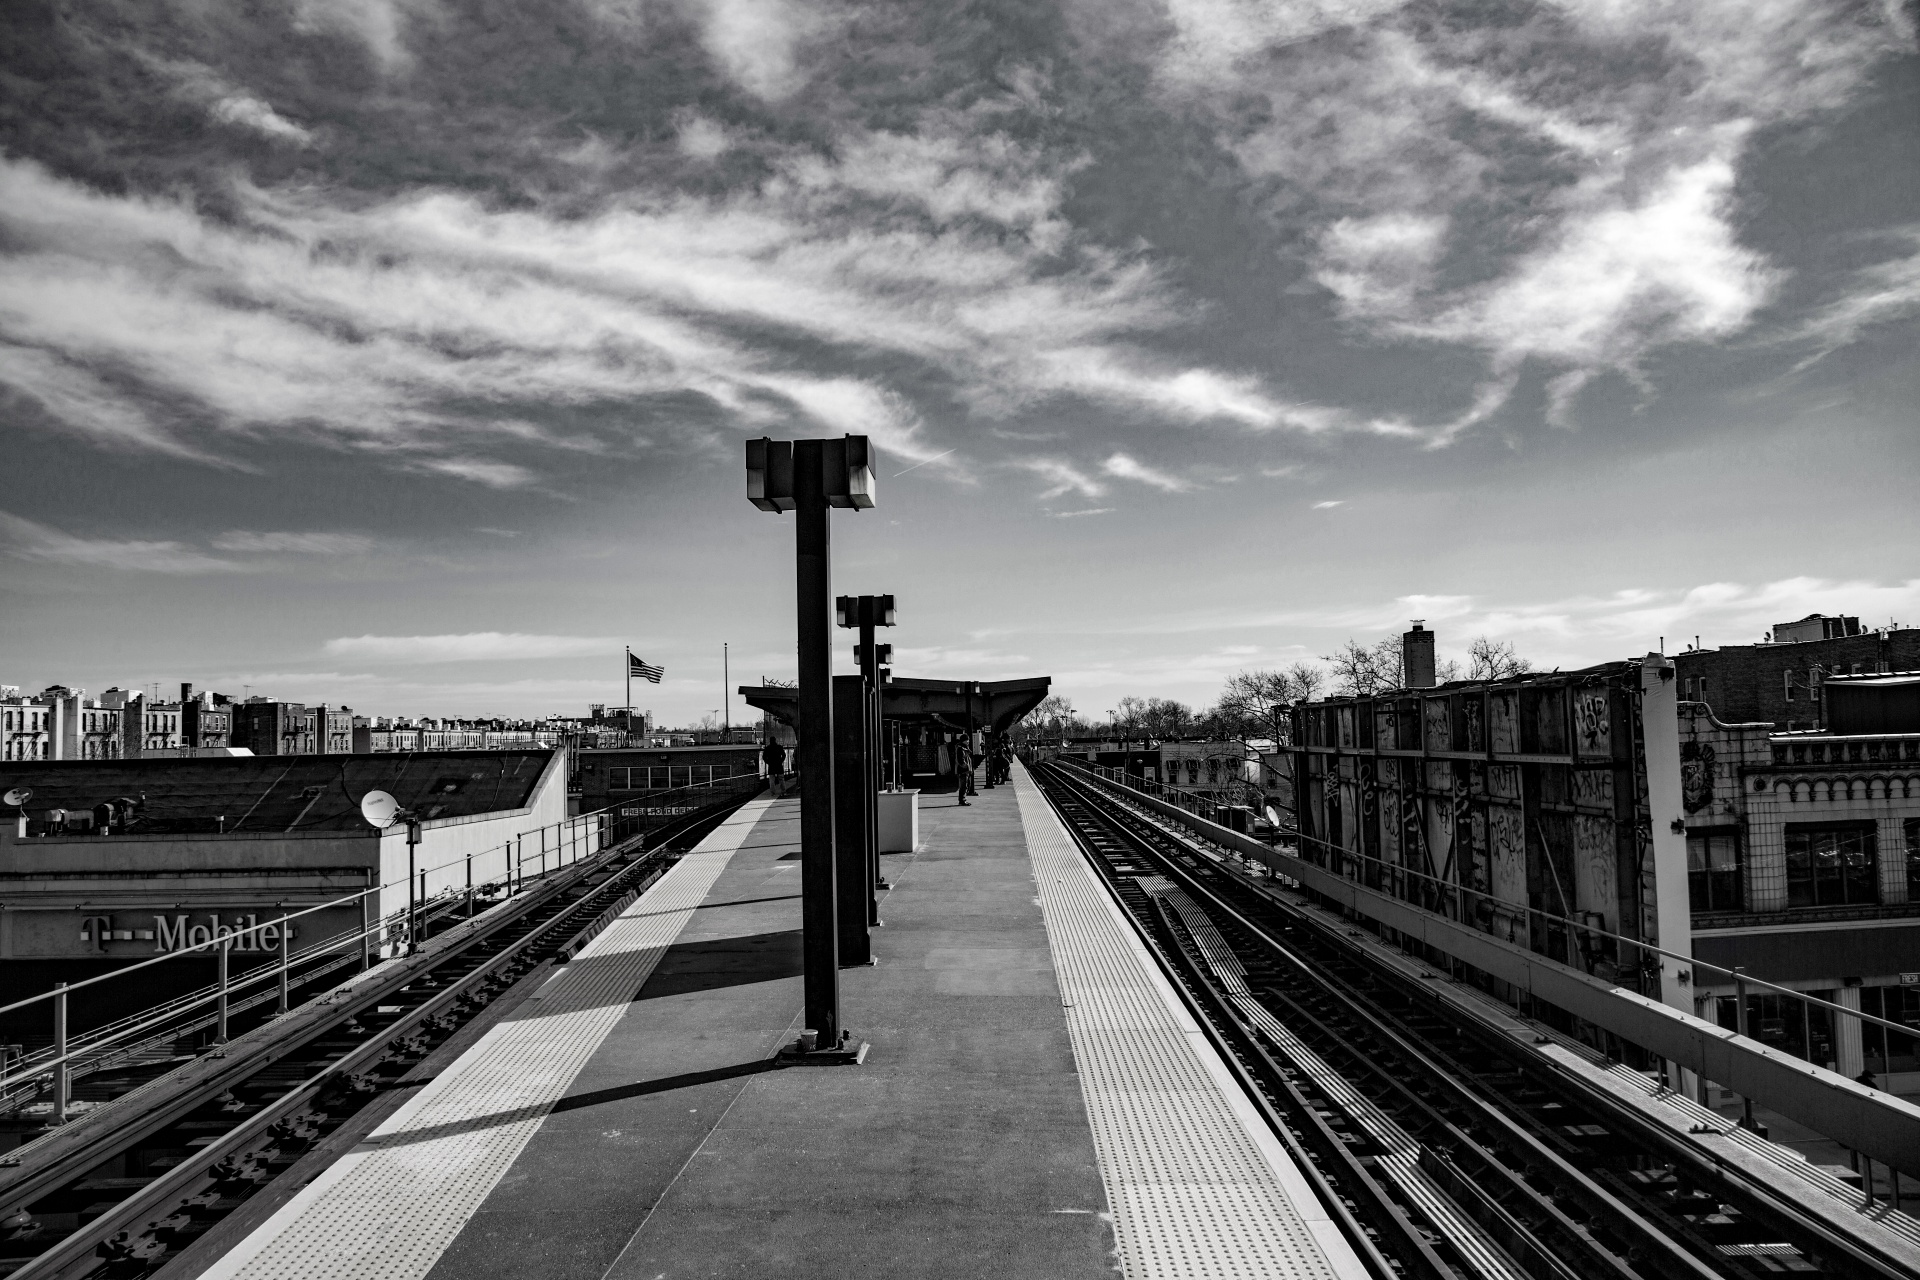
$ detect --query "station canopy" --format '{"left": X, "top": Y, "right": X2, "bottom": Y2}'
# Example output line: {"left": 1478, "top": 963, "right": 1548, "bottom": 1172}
{"left": 739, "top": 676, "right": 1050, "bottom": 736}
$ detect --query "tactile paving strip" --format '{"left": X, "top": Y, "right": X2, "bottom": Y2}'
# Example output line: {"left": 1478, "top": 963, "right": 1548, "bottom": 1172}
{"left": 197, "top": 798, "right": 779, "bottom": 1280}
{"left": 1013, "top": 764, "right": 1365, "bottom": 1280}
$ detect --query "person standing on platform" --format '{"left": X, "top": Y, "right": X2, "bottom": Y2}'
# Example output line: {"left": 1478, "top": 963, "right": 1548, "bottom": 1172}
{"left": 761, "top": 737, "right": 787, "bottom": 797}
{"left": 953, "top": 735, "right": 975, "bottom": 805}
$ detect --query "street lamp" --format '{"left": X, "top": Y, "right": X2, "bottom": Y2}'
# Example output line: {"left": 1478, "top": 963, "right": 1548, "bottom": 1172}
{"left": 745, "top": 436, "right": 873, "bottom": 1062}
{"left": 360, "top": 790, "right": 423, "bottom": 956}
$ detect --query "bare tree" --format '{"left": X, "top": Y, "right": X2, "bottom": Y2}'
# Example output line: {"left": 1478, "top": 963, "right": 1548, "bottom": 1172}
{"left": 1020, "top": 694, "right": 1084, "bottom": 740}
{"left": 1138, "top": 697, "right": 1194, "bottom": 738}
{"left": 1322, "top": 637, "right": 1404, "bottom": 695}
{"left": 1112, "top": 695, "right": 1147, "bottom": 738}
{"left": 1212, "top": 668, "right": 1306, "bottom": 744}
{"left": 1466, "top": 636, "right": 1532, "bottom": 682}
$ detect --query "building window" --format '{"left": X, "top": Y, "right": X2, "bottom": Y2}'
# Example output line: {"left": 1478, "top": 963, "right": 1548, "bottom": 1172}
{"left": 1782, "top": 670, "right": 1795, "bottom": 701}
{"left": 1784, "top": 824, "right": 1879, "bottom": 908}
{"left": 1907, "top": 818, "right": 1920, "bottom": 904}
{"left": 1687, "top": 831, "right": 1742, "bottom": 912}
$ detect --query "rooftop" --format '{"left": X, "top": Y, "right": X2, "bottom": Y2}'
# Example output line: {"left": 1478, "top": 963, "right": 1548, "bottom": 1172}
{"left": 0, "top": 750, "right": 557, "bottom": 834}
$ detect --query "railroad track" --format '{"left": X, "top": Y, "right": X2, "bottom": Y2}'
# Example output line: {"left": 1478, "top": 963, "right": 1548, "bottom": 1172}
{"left": 0, "top": 790, "right": 757, "bottom": 1280}
{"left": 1032, "top": 762, "right": 1916, "bottom": 1280}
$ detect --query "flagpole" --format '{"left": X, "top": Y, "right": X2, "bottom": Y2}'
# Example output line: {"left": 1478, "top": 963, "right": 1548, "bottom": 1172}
{"left": 723, "top": 643, "right": 730, "bottom": 739}
{"left": 625, "top": 646, "right": 632, "bottom": 745}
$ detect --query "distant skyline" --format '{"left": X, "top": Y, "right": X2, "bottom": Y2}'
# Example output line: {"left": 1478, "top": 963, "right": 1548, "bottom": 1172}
{"left": 2, "top": 0, "right": 1916, "bottom": 723}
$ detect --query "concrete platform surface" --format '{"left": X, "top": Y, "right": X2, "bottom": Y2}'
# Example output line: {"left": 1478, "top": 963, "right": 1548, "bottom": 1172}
{"left": 190, "top": 767, "right": 1357, "bottom": 1279}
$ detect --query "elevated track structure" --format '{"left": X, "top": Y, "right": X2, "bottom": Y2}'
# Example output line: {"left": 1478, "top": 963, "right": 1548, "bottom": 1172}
{"left": 0, "top": 777, "right": 763, "bottom": 1280}
{"left": 1031, "top": 758, "right": 1920, "bottom": 1280}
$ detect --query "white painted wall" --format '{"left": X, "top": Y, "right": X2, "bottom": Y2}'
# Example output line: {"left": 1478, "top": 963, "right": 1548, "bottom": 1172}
{"left": 373, "top": 750, "right": 575, "bottom": 940}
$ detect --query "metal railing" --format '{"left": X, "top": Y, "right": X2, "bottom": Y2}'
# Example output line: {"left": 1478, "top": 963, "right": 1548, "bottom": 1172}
{"left": 1050, "top": 754, "right": 1919, "bottom": 1073}
{"left": 0, "top": 771, "right": 768, "bottom": 1120}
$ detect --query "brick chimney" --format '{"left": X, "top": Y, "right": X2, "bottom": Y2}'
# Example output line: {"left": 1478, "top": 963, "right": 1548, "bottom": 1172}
{"left": 1403, "top": 622, "right": 1436, "bottom": 689}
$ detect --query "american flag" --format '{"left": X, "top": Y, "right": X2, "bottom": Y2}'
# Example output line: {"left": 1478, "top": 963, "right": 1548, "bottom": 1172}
{"left": 627, "top": 652, "right": 664, "bottom": 683}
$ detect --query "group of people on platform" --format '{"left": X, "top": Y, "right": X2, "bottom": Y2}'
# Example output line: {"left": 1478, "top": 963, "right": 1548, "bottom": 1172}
{"left": 757, "top": 730, "right": 1014, "bottom": 806}
{"left": 952, "top": 733, "right": 1012, "bottom": 805}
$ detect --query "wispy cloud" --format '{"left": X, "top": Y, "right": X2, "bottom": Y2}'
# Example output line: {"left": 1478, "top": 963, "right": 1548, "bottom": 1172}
{"left": 1789, "top": 227, "right": 1920, "bottom": 368}
{"left": 209, "top": 95, "right": 313, "bottom": 146}
{"left": 322, "top": 633, "right": 623, "bottom": 663}
{"left": 1312, "top": 500, "right": 1343, "bottom": 509}
{"left": 0, "top": 97, "right": 1301, "bottom": 483}
{"left": 0, "top": 511, "right": 246, "bottom": 575}
{"left": 1049, "top": 507, "right": 1114, "bottom": 519}
{"left": 1017, "top": 458, "right": 1105, "bottom": 500}
{"left": 1131, "top": 579, "right": 1920, "bottom": 657}
{"left": 211, "top": 530, "right": 375, "bottom": 555}
{"left": 1102, "top": 452, "right": 1192, "bottom": 492}
{"left": 1138, "top": 0, "right": 1912, "bottom": 433}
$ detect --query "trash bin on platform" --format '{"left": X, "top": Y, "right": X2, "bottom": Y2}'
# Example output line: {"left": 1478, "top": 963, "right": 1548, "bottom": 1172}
{"left": 877, "top": 789, "right": 919, "bottom": 853}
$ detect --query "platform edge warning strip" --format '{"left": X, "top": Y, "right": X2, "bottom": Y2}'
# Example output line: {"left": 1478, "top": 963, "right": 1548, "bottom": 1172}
{"left": 1012, "top": 762, "right": 1368, "bottom": 1280}
{"left": 195, "top": 797, "right": 779, "bottom": 1280}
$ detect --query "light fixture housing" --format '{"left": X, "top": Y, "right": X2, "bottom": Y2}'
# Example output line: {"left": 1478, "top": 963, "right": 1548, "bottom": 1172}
{"left": 745, "top": 438, "right": 796, "bottom": 512}
{"left": 822, "top": 436, "right": 875, "bottom": 510}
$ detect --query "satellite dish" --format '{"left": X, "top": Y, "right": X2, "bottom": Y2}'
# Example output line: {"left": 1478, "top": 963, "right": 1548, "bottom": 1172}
{"left": 359, "top": 790, "right": 401, "bottom": 829}
{"left": 1264, "top": 805, "right": 1282, "bottom": 829}
{"left": 3, "top": 787, "right": 30, "bottom": 807}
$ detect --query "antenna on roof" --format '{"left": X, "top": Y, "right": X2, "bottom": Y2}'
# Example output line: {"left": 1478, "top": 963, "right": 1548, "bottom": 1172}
{"left": 3, "top": 787, "right": 31, "bottom": 807}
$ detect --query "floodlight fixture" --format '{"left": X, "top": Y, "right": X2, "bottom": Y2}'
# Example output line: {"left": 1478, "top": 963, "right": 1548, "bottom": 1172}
{"left": 745, "top": 438, "right": 796, "bottom": 512}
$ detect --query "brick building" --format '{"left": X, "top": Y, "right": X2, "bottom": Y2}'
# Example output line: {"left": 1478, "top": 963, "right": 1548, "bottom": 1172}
{"left": 1, "top": 693, "right": 53, "bottom": 761}
{"left": 314, "top": 705, "right": 354, "bottom": 754}
{"left": 1677, "top": 674, "right": 1920, "bottom": 1081}
{"left": 1286, "top": 651, "right": 1694, "bottom": 1044}
{"left": 231, "top": 701, "right": 315, "bottom": 756}
{"left": 180, "top": 685, "right": 234, "bottom": 751}
{"left": 1673, "top": 615, "right": 1920, "bottom": 730}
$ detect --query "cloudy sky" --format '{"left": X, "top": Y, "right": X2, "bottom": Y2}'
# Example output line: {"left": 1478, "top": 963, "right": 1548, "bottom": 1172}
{"left": 1, "top": 0, "right": 1916, "bottom": 723}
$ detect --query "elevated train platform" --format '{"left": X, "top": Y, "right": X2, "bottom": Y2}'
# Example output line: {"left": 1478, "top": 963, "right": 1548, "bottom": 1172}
{"left": 174, "top": 766, "right": 1355, "bottom": 1279}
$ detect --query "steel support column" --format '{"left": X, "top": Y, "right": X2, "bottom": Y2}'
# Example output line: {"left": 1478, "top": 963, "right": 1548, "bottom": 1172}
{"left": 858, "top": 618, "right": 884, "bottom": 904}
{"left": 833, "top": 674, "right": 872, "bottom": 965}
{"left": 793, "top": 441, "right": 841, "bottom": 1046}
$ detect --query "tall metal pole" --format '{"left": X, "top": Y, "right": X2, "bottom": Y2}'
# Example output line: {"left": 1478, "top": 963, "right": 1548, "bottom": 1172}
{"left": 215, "top": 934, "right": 230, "bottom": 1043}
{"left": 625, "top": 647, "right": 632, "bottom": 743}
{"left": 406, "top": 819, "right": 421, "bottom": 956}
{"left": 724, "top": 642, "right": 730, "bottom": 738}
{"left": 277, "top": 912, "right": 290, "bottom": 1014}
{"left": 794, "top": 440, "right": 841, "bottom": 1048}
{"left": 858, "top": 618, "right": 884, "bottom": 904}
{"left": 52, "top": 982, "right": 68, "bottom": 1125}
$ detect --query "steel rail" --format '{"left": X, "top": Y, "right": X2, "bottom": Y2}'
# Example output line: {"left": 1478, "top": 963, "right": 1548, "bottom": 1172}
{"left": 1044, "top": 769, "right": 1649, "bottom": 1280}
{"left": 1058, "top": 761, "right": 1920, "bottom": 1276}
{"left": 0, "top": 789, "right": 755, "bottom": 1280}
{"left": 1034, "top": 763, "right": 1914, "bottom": 1280}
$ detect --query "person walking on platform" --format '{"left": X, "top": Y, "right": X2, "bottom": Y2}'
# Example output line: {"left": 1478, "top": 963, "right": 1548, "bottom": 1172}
{"left": 953, "top": 735, "right": 975, "bottom": 805}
